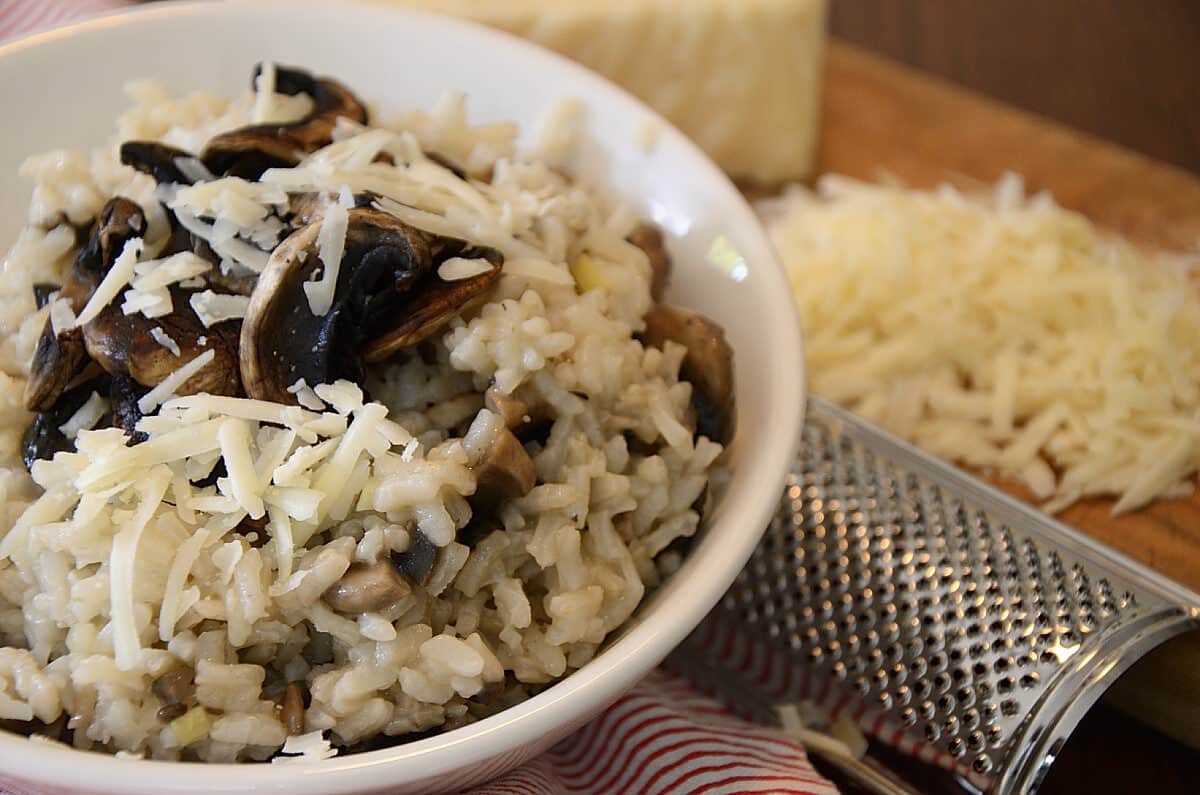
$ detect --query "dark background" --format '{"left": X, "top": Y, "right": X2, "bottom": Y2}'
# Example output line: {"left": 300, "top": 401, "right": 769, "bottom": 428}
{"left": 830, "top": 0, "right": 1200, "bottom": 175}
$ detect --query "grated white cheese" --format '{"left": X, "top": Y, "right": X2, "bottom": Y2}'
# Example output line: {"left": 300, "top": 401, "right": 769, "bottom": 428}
{"left": 303, "top": 202, "right": 350, "bottom": 316}
{"left": 287, "top": 378, "right": 325, "bottom": 411}
{"left": 110, "top": 466, "right": 172, "bottom": 670}
{"left": 58, "top": 392, "right": 109, "bottom": 439}
{"left": 173, "top": 156, "right": 214, "bottom": 184}
{"left": 137, "top": 348, "right": 216, "bottom": 414}
{"left": 763, "top": 173, "right": 1200, "bottom": 513}
{"left": 189, "top": 290, "right": 250, "bottom": 327}
{"left": 158, "top": 527, "right": 211, "bottom": 641}
{"left": 437, "top": 257, "right": 494, "bottom": 282}
{"left": 271, "top": 730, "right": 337, "bottom": 764}
{"left": 149, "top": 327, "right": 182, "bottom": 357}
{"left": 252, "top": 61, "right": 277, "bottom": 124}
{"left": 48, "top": 297, "right": 76, "bottom": 335}
{"left": 75, "top": 237, "right": 143, "bottom": 326}
{"left": 218, "top": 418, "right": 265, "bottom": 519}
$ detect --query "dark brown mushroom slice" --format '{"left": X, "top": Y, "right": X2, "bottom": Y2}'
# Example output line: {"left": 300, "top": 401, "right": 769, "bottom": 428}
{"left": 120, "top": 141, "right": 204, "bottom": 186}
{"left": 21, "top": 375, "right": 110, "bottom": 471}
{"left": 240, "top": 207, "right": 499, "bottom": 403}
{"left": 24, "top": 198, "right": 146, "bottom": 412}
{"left": 32, "top": 283, "right": 60, "bottom": 310}
{"left": 25, "top": 324, "right": 90, "bottom": 414}
{"left": 83, "top": 285, "right": 242, "bottom": 398}
{"left": 108, "top": 373, "right": 150, "bottom": 445}
{"left": 627, "top": 222, "right": 671, "bottom": 302}
{"left": 641, "top": 304, "right": 735, "bottom": 445}
{"left": 202, "top": 64, "right": 368, "bottom": 180}
{"left": 361, "top": 255, "right": 502, "bottom": 363}
{"left": 323, "top": 559, "right": 412, "bottom": 614}
{"left": 471, "top": 428, "right": 536, "bottom": 517}
{"left": 391, "top": 531, "right": 438, "bottom": 585}
{"left": 201, "top": 266, "right": 257, "bottom": 298}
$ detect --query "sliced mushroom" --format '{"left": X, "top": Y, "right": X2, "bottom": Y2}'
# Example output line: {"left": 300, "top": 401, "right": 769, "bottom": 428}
{"left": 240, "top": 207, "right": 501, "bottom": 402}
{"left": 280, "top": 682, "right": 306, "bottom": 736}
{"left": 32, "top": 283, "right": 59, "bottom": 310}
{"left": 642, "top": 304, "right": 735, "bottom": 444}
{"left": 24, "top": 324, "right": 89, "bottom": 413}
{"left": 152, "top": 666, "right": 195, "bottom": 708}
{"left": 201, "top": 265, "right": 257, "bottom": 298}
{"left": 627, "top": 223, "right": 671, "bottom": 302}
{"left": 22, "top": 375, "right": 109, "bottom": 471}
{"left": 324, "top": 559, "right": 412, "bottom": 614}
{"left": 361, "top": 257, "right": 502, "bottom": 363}
{"left": 24, "top": 198, "right": 145, "bottom": 411}
{"left": 108, "top": 373, "right": 150, "bottom": 445}
{"left": 120, "top": 141, "right": 202, "bottom": 186}
{"left": 484, "top": 386, "right": 528, "bottom": 431}
{"left": 392, "top": 531, "right": 438, "bottom": 585}
{"left": 202, "top": 64, "right": 368, "bottom": 179}
{"left": 471, "top": 428, "right": 536, "bottom": 514}
{"left": 83, "top": 285, "right": 242, "bottom": 398}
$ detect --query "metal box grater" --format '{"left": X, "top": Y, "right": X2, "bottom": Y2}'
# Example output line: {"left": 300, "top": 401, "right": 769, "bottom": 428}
{"left": 668, "top": 397, "right": 1200, "bottom": 794}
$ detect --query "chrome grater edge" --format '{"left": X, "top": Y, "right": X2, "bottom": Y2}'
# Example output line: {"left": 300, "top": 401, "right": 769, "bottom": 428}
{"left": 668, "top": 396, "right": 1200, "bottom": 794}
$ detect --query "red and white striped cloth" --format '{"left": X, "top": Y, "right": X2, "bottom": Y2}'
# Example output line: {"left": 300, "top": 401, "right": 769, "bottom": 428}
{"left": 470, "top": 672, "right": 837, "bottom": 795}
{"left": 0, "top": 3, "right": 837, "bottom": 793}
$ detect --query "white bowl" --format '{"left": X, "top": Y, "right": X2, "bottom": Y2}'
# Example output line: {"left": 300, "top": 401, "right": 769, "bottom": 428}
{"left": 0, "top": 2, "right": 805, "bottom": 792}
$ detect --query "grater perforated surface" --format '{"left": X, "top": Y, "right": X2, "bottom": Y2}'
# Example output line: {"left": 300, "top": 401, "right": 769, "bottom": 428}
{"left": 670, "top": 398, "right": 1200, "bottom": 794}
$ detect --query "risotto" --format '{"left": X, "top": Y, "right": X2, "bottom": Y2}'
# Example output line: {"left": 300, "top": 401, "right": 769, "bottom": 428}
{"left": 0, "top": 64, "right": 733, "bottom": 761}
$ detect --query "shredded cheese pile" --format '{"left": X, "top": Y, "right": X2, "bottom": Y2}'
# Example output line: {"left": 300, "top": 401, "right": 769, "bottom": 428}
{"left": 763, "top": 173, "right": 1200, "bottom": 513}
{"left": 0, "top": 381, "right": 485, "bottom": 671}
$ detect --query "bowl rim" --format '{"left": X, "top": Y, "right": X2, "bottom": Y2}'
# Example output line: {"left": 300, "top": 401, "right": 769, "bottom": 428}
{"left": 0, "top": 1, "right": 806, "bottom": 791}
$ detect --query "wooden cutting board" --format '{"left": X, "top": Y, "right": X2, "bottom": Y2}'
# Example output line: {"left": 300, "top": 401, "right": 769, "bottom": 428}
{"left": 814, "top": 41, "right": 1200, "bottom": 594}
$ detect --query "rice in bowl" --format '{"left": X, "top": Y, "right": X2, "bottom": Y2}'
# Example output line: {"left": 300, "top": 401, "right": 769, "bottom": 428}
{"left": 0, "top": 64, "right": 733, "bottom": 761}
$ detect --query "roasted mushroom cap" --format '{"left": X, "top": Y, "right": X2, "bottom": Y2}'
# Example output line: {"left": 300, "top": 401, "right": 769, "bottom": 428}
{"left": 240, "top": 206, "right": 502, "bottom": 403}
{"left": 642, "top": 304, "right": 735, "bottom": 444}
{"left": 120, "top": 141, "right": 203, "bottom": 186}
{"left": 361, "top": 259, "right": 502, "bottom": 363}
{"left": 82, "top": 286, "right": 243, "bottom": 397}
{"left": 24, "top": 198, "right": 145, "bottom": 411}
{"left": 22, "top": 376, "right": 105, "bottom": 470}
{"left": 202, "top": 64, "right": 368, "bottom": 179}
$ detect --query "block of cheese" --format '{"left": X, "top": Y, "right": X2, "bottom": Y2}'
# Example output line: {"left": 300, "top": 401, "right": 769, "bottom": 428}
{"left": 378, "top": 0, "right": 828, "bottom": 182}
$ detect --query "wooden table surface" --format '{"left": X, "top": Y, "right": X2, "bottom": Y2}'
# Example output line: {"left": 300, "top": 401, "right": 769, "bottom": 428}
{"left": 830, "top": 0, "right": 1200, "bottom": 176}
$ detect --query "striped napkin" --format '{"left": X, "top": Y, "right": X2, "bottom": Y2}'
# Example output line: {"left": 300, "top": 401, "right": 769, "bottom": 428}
{"left": 471, "top": 672, "right": 837, "bottom": 795}
{"left": 0, "top": 3, "right": 836, "bottom": 793}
